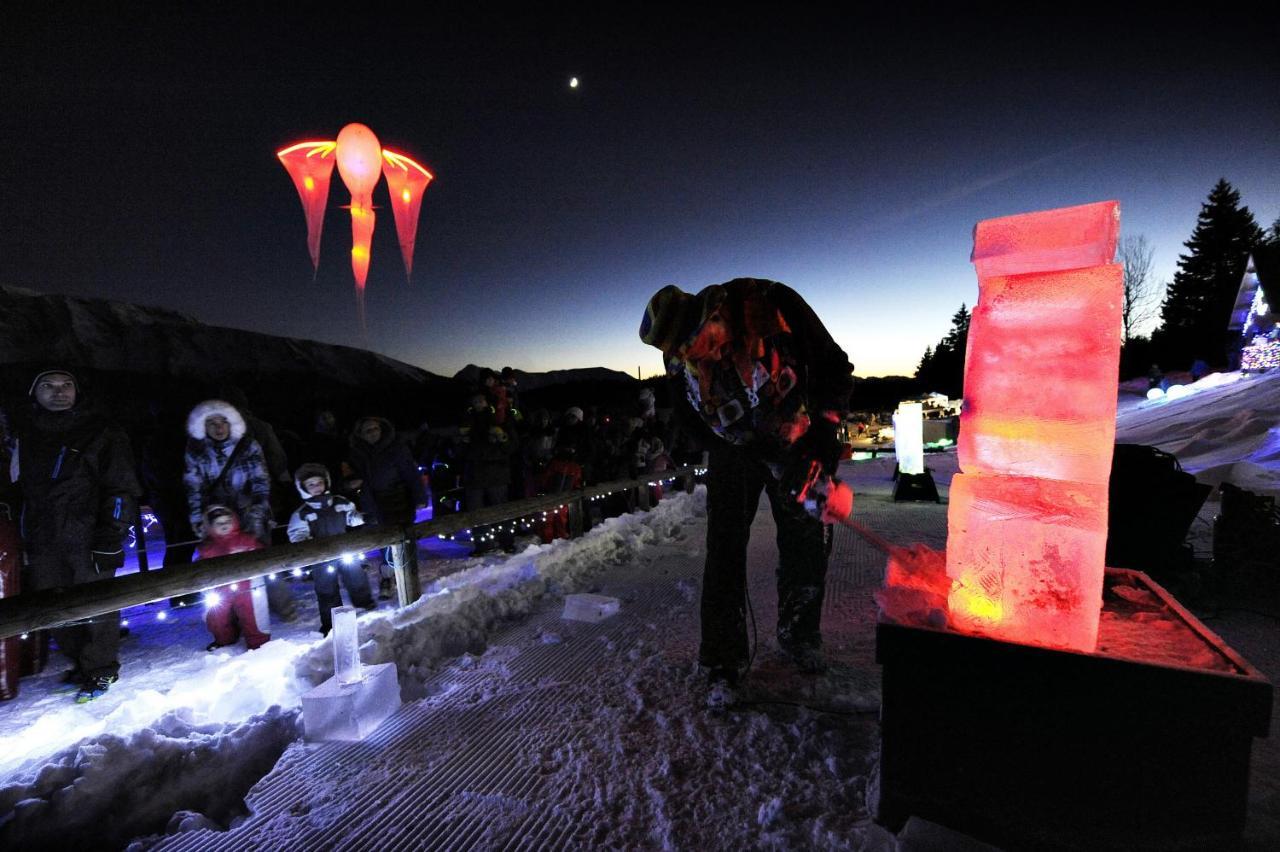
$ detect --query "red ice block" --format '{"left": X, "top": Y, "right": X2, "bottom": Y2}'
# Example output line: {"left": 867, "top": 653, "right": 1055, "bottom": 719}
{"left": 945, "top": 472, "right": 1108, "bottom": 652}
{"left": 971, "top": 200, "right": 1119, "bottom": 279}
{"left": 958, "top": 264, "right": 1123, "bottom": 482}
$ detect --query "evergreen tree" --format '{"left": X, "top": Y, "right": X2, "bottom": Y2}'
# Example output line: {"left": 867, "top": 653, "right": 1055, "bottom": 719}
{"left": 914, "top": 304, "right": 970, "bottom": 397}
{"left": 1153, "top": 179, "right": 1264, "bottom": 367}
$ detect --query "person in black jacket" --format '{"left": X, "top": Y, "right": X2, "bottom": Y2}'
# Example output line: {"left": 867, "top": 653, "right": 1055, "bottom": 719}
{"left": 287, "top": 463, "right": 375, "bottom": 634}
{"left": 344, "top": 417, "right": 427, "bottom": 527}
{"left": 11, "top": 369, "right": 140, "bottom": 702}
{"left": 639, "top": 279, "right": 854, "bottom": 707}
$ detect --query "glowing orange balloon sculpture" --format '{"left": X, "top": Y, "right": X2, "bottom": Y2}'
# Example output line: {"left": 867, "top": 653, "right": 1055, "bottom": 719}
{"left": 277, "top": 123, "right": 434, "bottom": 326}
{"left": 945, "top": 201, "right": 1122, "bottom": 653}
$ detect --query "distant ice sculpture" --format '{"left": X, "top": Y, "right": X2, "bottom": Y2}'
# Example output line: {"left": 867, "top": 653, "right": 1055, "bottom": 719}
{"left": 894, "top": 402, "right": 925, "bottom": 476}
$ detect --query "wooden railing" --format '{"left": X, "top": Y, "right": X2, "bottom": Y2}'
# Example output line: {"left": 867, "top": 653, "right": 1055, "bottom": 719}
{"left": 0, "top": 467, "right": 702, "bottom": 640}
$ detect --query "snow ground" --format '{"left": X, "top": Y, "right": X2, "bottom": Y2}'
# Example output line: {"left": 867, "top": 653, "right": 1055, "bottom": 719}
{"left": 2, "top": 370, "right": 1278, "bottom": 850}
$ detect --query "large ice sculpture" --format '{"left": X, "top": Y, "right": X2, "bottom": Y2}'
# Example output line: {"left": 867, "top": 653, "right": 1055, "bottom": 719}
{"left": 946, "top": 201, "right": 1122, "bottom": 652}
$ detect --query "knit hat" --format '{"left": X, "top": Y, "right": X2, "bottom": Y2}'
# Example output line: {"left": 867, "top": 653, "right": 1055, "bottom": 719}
{"left": 639, "top": 285, "right": 702, "bottom": 352}
{"left": 564, "top": 406, "right": 584, "bottom": 423}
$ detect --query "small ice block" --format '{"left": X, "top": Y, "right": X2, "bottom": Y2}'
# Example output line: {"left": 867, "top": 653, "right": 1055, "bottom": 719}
{"left": 302, "top": 661, "right": 400, "bottom": 742}
{"left": 972, "top": 200, "right": 1119, "bottom": 278}
{"left": 945, "top": 472, "right": 1108, "bottom": 652}
{"left": 562, "top": 593, "right": 620, "bottom": 623}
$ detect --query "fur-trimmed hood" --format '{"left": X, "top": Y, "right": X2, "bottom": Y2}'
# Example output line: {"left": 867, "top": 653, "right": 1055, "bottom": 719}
{"left": 294, "top": 462, "right": 332, "bottom": 498}
{"left": 349, "top": 416, "right": 397, "bottom": 451}
{"left": 187, "top": 400, "right": 246, "bottom": 442}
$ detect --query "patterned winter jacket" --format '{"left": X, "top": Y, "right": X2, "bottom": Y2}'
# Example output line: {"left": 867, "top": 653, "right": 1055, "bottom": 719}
{"left": 661, "top": 279, "right": 854, "bottom": 463}
{"left": 183, "top": 400, "right": 272, "bottom": 540}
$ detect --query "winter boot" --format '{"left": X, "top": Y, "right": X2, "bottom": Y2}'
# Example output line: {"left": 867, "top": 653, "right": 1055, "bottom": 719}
{"left": 75, "top": 673, "right": 118, "bottom": 703}
{"left": 780, "top": 642, "right": 828, "bottom": 674}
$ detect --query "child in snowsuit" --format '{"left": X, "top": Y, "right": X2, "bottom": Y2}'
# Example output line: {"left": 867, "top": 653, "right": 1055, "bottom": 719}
{"left": 287, "top": 463, "right": 375, "bottom": 635}
{"left": 537, "top": 445, "right": 584, "bottom": 543}
{"left": 200, "top": 505, "right": 271, "bottom": 651}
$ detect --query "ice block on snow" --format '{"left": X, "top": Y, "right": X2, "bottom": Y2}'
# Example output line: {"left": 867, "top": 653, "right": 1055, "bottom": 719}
{"left": 562, "top": 593, "right": 620, "bottom": 623}
{"left": 331, "top": 605, "right": 362, "bottom": 685}
{"left": 945, "top": 472, "right": 1108, "bottom": 652}
{"left": 302, "top": 661, "right": 400, "bottom": 741}
{"left": 971, "top": 200, "right": 1120, "bottom": 279}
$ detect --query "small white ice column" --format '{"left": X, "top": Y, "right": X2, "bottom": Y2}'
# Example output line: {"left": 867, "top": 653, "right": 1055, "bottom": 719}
{"left": 894, "top": 402, "right": 925, "bottom": 475}
{"left": 332, "top": 606, "right": 362, "bottom": 685}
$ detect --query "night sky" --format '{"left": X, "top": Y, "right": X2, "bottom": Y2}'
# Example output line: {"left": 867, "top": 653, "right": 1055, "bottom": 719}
{"left": 4, "top": 8, "right": 1277, "bottom": 379}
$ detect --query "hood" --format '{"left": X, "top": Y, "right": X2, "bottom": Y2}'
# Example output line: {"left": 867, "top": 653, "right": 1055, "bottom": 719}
{"left": 294, "top": 461, "right": 332, "bottom": 498}
{"left": 349, "top": 416, "right": 396, "bottom": 451}
{"left": 202, "top": 504, "right": 242, "bottom": 533}
{"left": 187, "top": 399, "right": 247, "bottom": 442}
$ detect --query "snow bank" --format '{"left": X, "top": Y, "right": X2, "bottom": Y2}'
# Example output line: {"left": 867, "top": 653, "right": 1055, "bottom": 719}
{"left": 1116, "top": 369, "right": 1280, "bottom": 495}
{"left": 0, "top": 492, "right": 706, "bottom": 848}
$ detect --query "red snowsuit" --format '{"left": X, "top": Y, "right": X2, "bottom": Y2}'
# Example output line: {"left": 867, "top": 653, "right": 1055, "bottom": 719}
{"left": 537, "top": 458, "right": 583, "bottom": 543}
{"left": 199, "top": 518, "right": 270, "bottom": 650}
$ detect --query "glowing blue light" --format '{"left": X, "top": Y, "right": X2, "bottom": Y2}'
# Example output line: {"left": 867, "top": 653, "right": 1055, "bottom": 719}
{"left": 341, "top": 553, "right": 356, "bottom": 565}
{"left": 327, "top": 565, "right": 336, "bottom": 574}
{"left": 204, "top": 592, "right": 222, "bottom": 607}
{"left": 292, "top": 568, "right": 303, "bottom": 578}
{"left": 157, "top": 611, "right": 168, "bottom": 621}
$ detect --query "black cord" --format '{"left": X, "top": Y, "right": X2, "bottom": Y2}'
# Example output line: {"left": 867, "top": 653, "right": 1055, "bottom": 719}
{"left": 737, "top": 698, "right": 880, "bottom": 718}
{"left": 744, "top": 582, "right": 758, "bottom": 676}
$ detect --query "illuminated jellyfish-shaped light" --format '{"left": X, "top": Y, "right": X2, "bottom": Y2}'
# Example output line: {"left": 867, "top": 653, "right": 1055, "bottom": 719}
{"left": 1165, "top": 384, "right": 1190, "bottom": 400}
{"left": 1146, "top": 387, "right": 1166, "bottom": 401}
{"left": 277, "top": 140, "right": 338, "bottom": 272}
{"left": 336, "top": 123, "right": 383, "bottom": 291}
{"left": 382, "top": 150, "right": 434, "bottom": 278}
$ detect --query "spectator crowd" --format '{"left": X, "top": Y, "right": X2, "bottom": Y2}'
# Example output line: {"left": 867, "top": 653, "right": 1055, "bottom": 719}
{"left": 0, "top": 366, "right": 697, "bottom": 703}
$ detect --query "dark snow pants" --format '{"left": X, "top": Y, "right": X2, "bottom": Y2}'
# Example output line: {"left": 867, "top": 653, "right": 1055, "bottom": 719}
{"left": 313, "top": 561, "right": 375, "bottom": 634}
{"left": 26, "top": 547, "right": 121, "bottom": 679}
{"left": 700, "top": 442, "right": 828, "bottom": 677}
{"left": 464, "top": 485, "right": 515, "bottom": 551}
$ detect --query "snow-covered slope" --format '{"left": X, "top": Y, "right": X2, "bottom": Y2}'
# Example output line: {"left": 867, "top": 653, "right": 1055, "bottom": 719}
{"left": 1116, "top": 370, "right": 1280, "bottom": 496}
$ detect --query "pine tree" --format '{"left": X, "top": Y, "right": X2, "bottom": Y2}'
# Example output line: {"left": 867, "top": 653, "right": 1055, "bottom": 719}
{"left": 914, "top": 304, "right": 970, "bottom": 397}
{"left": 1153, "top": 179, "right": 1264, "bottom": 367}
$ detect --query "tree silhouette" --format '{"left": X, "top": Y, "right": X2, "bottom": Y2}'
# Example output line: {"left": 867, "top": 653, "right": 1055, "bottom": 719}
{"left": 915, "top": 304, "right": 970, "bottom": 397}
{"left": 1152, "top": 179, "right": 1264, "bottom": 368}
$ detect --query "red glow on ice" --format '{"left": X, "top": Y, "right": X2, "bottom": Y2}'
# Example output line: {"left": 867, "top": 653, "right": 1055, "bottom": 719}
{"left": 946, "top": 201, "right": 1122, "bottom": 652}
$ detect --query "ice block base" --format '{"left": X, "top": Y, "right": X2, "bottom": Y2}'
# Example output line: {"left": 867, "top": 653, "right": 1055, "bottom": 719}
{"left": 302, "top": 662, "right": 401, "bottom": 742}
{"left": 562, "top": 594, "right": 620, "bottom": 623}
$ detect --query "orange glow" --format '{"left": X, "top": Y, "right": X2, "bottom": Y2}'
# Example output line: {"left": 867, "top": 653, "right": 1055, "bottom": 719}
{"left": 382, "top": 148, "right": 434, "bottom": 278}
{"left": 278, "top": 126, "right": 435, "bottom": 323}
{"left": 277, "top": 141, "right": 338, "bottom": 271}
{"left": 945, "top": 201, "right": 1121, "bottom": 653}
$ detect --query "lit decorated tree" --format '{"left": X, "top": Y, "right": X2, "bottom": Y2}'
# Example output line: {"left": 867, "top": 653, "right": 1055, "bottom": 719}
{"left": 1153, "top": 179, "right": 1264, "bottom": 368}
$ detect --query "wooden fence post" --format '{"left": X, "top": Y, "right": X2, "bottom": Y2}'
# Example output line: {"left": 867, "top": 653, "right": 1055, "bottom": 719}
{"left": 636, "top": 482, "right": 651, "bottom": 511}
{"left": 391, "top": 532, "right": 421, "bottom": 608}
{"left": 568, "top": 499, "right": 584, "bottom": 538}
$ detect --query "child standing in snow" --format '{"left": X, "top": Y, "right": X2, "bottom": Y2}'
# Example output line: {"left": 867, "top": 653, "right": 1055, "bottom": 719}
{"left": 199, "top": 505, "right": 271, "bottom": 651}
{"left": 287, "top": 463, "right": 376, "bottom": 635}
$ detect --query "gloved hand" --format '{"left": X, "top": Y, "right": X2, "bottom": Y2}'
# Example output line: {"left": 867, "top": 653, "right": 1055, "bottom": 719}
{"left": 92, "top": 549, "right": 125, "bottom": 575}
{"left": 793, "top": 415, "right": 841, "bottom": 477}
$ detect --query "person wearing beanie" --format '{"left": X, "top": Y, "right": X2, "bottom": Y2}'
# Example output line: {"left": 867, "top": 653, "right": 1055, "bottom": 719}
{"left": 639, "top": 278, "right": 854, "bottom": 709}
{"left": 11, "top": 369, "right": 141, "bottom": 702}
{"left": 287, "top": 462, "right": 377, "bottom": 631}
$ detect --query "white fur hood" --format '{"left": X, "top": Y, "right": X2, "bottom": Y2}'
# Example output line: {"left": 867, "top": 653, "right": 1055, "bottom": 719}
{"left": 186, "top": 399, "right": 246, "bottom": 442}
